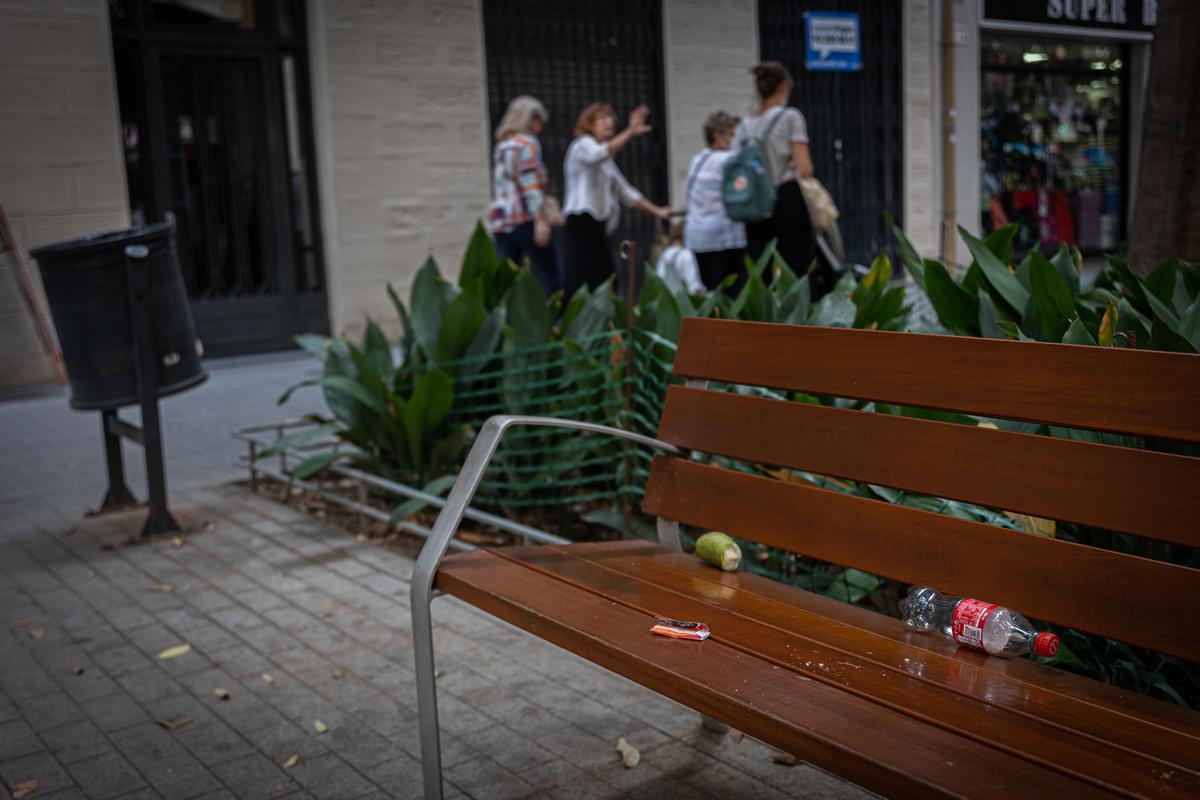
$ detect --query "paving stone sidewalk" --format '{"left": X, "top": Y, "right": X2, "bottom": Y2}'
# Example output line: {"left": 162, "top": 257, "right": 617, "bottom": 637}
{"left": 0, "top": 481, "right": 871, "bottom": 800}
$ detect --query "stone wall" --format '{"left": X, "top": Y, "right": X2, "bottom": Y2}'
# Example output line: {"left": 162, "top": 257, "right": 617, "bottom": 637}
{"left": 662, "top": 0, "right": 758, "bottom": 207}
{"left": 0, "top": 0, "right": 129, "bottom": 391}
{"left": 311, "top": 0, "right": 491, "bottom": 338}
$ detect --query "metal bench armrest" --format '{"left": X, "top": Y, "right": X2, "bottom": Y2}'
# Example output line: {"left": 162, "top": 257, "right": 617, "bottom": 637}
{"left": 410, "top": 415, "right": 679, "bottom": 608}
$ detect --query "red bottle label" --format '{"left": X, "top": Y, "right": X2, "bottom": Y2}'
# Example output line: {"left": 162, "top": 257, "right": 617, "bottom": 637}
{"left": 951, "top": 599, "right": 998, "bottom": 651}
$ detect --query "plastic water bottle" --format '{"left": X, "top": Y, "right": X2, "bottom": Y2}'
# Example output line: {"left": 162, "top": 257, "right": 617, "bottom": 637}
{"left": 899, "top": 587, "right": 1060, "bottom": 659}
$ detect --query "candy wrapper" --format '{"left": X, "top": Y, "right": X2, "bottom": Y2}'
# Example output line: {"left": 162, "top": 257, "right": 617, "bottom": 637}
{"left": 650, "top": 618, "right": 710, "bottom": 641}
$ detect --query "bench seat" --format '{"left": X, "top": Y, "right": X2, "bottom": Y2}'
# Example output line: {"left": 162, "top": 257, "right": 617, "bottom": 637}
{"left": 437, "top": 540, "right": 1200, "bottom": 800}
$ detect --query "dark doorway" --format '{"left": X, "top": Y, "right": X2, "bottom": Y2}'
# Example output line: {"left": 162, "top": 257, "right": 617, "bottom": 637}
{"left": 482, "top": 0, "right": 669, "bottom": 279}
{"left": 759, "top": 0, "right": 904, "bottom": 267}
{"left": 110, "top": 0, "right": 327, "bottom": 356}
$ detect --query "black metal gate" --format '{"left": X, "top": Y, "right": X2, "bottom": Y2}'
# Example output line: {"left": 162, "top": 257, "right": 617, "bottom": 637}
{"left": 482, "top": 0, "right": 669, "bottom": 274}
{"left": 109, "top": 0, "right": 327, "bottom": 356}
{"left": 759, "top": 0, "right": 904, "bottom": 267}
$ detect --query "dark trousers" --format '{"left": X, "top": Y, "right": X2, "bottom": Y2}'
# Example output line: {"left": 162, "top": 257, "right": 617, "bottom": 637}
{"left": 696, "top": 248, "right": 747, "bottom": 295}
{"left": 746, "top": 179, "right": 834, "bottom": 299}
{"left": 495, "top": 221, "right": 561, "bottom": 296}
{"left": 563, "top": 213, "right": 615, "bottom": 303}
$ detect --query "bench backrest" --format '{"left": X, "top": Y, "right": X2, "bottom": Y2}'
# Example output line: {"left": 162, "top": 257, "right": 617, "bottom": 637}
{"left": 642, "top": 317, "right": 1200, "bottom": 662}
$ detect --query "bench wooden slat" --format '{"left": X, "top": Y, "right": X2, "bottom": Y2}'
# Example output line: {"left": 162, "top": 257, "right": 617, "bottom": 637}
{"left": 496, "top": 542, "right": 1200, "bottom": 798}
{"left": 634, "top": 543, "right": 1200, "bottom": 739}
{"left": 671, "top": 318, "right": 1200, "bottom": 443}
{"left": 657, "top": 385, "right": 1200, "bottom": 546}
{"left": 514, "top": 540, "right": 1200, "bottom": 777}
{"left": 642, "top": 456, "right": 1200, "bottom": 662}
{"left": 436, "top": 548, "right": 1117, "bottom": 800}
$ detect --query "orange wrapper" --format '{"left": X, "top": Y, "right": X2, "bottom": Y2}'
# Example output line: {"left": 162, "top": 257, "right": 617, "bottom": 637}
{"left": 650, "top": 618, "right": 710, "bottom": 641}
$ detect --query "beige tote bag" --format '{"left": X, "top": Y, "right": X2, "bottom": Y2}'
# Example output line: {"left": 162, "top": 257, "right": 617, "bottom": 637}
{"left": 800, "top": 177, "right": 839, "bottom": 233}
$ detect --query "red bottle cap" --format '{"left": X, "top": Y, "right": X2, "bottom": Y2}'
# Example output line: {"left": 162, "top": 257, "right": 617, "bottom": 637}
{"left": 1034, "top": 632, "right": 1059, "bottom": 658}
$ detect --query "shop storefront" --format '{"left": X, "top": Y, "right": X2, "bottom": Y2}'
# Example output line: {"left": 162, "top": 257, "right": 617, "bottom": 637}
{"left": 977, "top": 0, "right": 1155, "bottom": 257}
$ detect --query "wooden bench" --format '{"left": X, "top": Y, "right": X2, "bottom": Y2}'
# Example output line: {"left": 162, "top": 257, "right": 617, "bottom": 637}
{"left": 410, "top": 317, "right": 1200, "bottom": 799}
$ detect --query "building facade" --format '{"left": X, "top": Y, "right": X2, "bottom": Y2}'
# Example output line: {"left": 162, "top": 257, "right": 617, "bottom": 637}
{"left": 0, "top": 0, "right": 1155, "bottom": 390}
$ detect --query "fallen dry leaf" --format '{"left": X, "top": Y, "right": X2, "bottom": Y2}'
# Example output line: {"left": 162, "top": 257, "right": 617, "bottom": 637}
{"left": 155, "top": 715, "right": 193, "bottom": 731}
{"left": 615, "top": 736, "right": 640, "bottom": 768}
{"left": 151, "top": 583, "right": 175, "bottom": 593}
{"left": 171, "top": 536, "right": 185, "bottom": 548}
{"left": 313, "top": 719, "right": 328, "bottom": 734}
{"left": 202, "top": 521, "right": 215, "bottom": 533}
{"left": 18, "top": 618, "right": 30, "bottom": 628}
{"left": 88, "top": 570, "right": 97, "bottom": 578}
{"left": 771, "top": 752, "right": 799, "bottom": 766}
{"left": 72, "top": 666, "right": 85, "bottom": 675}
{"left": 261, "top": 673, "right": 275, "bottom": 685}
{"left": 12, "top": 778, "right": 39, "bottom": 799}
{"left": 279, "top": 753, "right": 300, "bottom": 769}
{"left": 729, "top": 729, "right": 744, "bottom": 743}
{"left": 29, "top": 627, "right": 44, "bottom": 640}
{"left": 331, "top": 669, "right": 346, "bottom": 680}
{"left": 213, "top": 688, "right": 231, "bottom": 701}
{"left": 354, "top": 533, "right": 367, "bottom": 543}
{"left": 156, "top": 643, "right": 192, "bottom": 661}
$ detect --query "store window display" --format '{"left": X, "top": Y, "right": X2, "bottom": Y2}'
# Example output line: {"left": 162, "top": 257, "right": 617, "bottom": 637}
{"left": 980, "top": 37, "right": 1126, "bottom": 257}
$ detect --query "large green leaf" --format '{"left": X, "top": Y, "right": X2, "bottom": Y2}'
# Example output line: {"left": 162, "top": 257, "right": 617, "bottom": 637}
{"left": 1050, "top": 245, "right": 1080, "bottom": 298}
{"left": 505, "top": 271, "right": 552, "bottom": 347}
{"left": 389, "top": 473, "right": 460, "bottom": 523}
{"left": 959, "top": 226, "right": 1029, "bottom": 313}
{"left": 295, "top": 334, "right": 331, "bottom": 363}
{"left": 1028, "top": 252, "right": 1076, "bottom": 342}
{"left": 1114, "top": 298, "right": 1150, "bottom": 349}
{"left": 565, "top": 279, "right": 615, "bottom": 340}
{"left": 321, "top": 374, "right": 388, "bottom": 416}
{"left": 487, "top": 257, "right": 519, "bottom": 310}
{"left": 362, "top": 319, "right": 392, "bottom": 374}
{"left": 733, "top": 273, "right": 768, "bottom": 321}
{"left": 292, "top": 451, "right": 342, "bottom": 480}
{"left": 1149, "top": 317, "right": 1198, "bottom": 353}
{"left": 401, "top": 369, "right": 454, "bottom": 471}
{"left": 808, "top": 285, "right": 856, "bottom": 328}
{"left": 923, "top": 260, "right": 980, "bottom": 335}
{"left": 978, "top": 290, "right": 1006, "bottom": 339}
{"left": 459, "top": 306, "right": 504, "bottom": 377}
{"left": 884, "top": 210, "right": 925, "bottom": 289}
{"left": 428, "top": 427, "right": 471, "bottom": 481}
{"left": 410, "top": 258, "right": 446, "bottom": 361}
{"left": 1061, "top": 317, "right": 1096, "bottom": 345}
{"left": 1142, "top": 259, "right": 1177, "bottom": 309}
{"left": 1106, "top": 255, "right": 1150, "bottom": 315}
{"left": 257, "top": 422, "right": 340, "bottom": 459}
{"left": 459, "top": 221, "right": 496, "bottom": 290}
{"left": 437, "top": 286, "right": 487, "bottom": 363}
{"left": 776, "top": 275, "right": 811, "bottom": 324}
{"left": 984, "top": 224, "right": 1018, "bottom": 266}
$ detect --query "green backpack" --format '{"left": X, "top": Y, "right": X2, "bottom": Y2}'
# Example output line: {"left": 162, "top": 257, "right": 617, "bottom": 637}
{"left": 721, "top": 108, "right": 787, "bottom": 223}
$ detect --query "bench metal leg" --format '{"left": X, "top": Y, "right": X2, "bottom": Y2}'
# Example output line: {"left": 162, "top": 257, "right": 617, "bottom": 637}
{"left": 409, "top": 418, "right": 680, "bottom": 800}
{"left": 412, "top": 596, "right": 443, "bottom": 800}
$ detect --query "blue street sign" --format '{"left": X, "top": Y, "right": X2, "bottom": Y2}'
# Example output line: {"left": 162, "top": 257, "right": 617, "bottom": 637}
{"left": 805, "top": 12, "right": 862, "bottom": 72}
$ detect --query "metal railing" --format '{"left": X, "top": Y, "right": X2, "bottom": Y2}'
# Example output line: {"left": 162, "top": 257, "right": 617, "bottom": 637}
{"left": 231, "top": 420, "right": 570, "bottom": 552}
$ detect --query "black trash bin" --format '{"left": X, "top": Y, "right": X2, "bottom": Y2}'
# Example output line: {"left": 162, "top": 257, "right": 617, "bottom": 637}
{"left": 30, "top": 218, "right": 206, "bottom": 537}
{"left": 31, "top": 218, "right": 206, "bottom": 409}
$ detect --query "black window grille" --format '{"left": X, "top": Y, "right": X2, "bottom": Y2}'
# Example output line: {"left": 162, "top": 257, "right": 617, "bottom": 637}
{"left": 482, "top": 0, "right": 669, "bottom": 273}
{"left": 759, "top": 0, "right": 905, "bottom": 267}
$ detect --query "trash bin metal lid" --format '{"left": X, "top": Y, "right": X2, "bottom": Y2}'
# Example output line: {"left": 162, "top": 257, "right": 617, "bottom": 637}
{"left": 29, "top": 219, "right": 174, "bottom": 262}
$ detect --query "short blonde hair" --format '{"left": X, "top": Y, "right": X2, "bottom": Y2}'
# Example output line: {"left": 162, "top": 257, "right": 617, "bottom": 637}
{"left": 495, "top": 96, "right": 547, "bottom": 141}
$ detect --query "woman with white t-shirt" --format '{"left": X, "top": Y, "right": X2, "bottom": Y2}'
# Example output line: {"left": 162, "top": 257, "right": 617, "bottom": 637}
{"left": 684, "top": 111, "right": 747, "bottom": 292}
{"left": 562, "top": 102, "right": 670, "bottom": 302}
{"left": 733, "top": 61, "right": 833, "bottom": 298}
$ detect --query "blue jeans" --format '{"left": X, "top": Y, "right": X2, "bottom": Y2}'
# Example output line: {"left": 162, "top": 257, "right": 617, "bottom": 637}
{"left": 494, "top": 221, "right": 561, "bottom": 296}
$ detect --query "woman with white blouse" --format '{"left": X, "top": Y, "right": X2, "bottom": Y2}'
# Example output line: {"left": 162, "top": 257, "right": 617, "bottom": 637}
{"left": 684, "top": 111, "right": 747, "bottom": 292}
{"left": 562, "top": 102, "right": 669, "bottom": 302}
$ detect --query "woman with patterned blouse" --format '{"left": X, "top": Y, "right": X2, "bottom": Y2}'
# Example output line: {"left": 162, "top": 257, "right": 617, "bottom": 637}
{"left": 487, "top": 96, "right": 560, "bottom": 294}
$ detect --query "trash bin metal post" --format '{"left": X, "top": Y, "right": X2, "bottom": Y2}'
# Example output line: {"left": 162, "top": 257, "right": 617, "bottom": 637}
{"left": 99, "top": 408, "right": 138, "bottom": 510}
{"left": 124, "top": 243, "right": 181, "bottom": 538}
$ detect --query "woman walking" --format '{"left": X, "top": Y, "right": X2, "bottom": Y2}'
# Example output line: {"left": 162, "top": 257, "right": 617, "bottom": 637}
{"left": 562, "top": 102, "right": 669, "bottom": 301}
{"left": 487, "top": 96, "right": 560, "bottom": 294}
{"left": 684, "top": 111, "right": 747, "bottom": 292}
{"left": 734, "top": 62, "right": 832, "bottom": 297}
